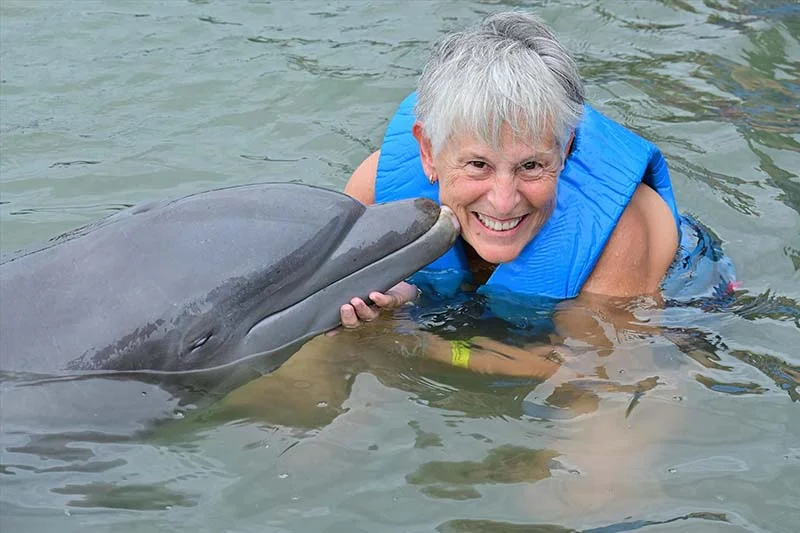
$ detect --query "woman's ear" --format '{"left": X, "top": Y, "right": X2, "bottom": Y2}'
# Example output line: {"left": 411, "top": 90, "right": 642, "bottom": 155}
{"left": 565, "top": 131, "right": 575, "bottom": 157}
{"left": 412, "top": 121, "right": 435, "bottom": 176}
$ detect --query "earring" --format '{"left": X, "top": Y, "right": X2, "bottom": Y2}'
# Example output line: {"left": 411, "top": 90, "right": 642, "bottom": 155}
{"left": 428, "top": 174, "right": 436, "bottom": 185}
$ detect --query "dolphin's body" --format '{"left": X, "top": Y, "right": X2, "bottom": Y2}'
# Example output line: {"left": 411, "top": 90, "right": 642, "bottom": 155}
{"left": 0, "top": 183, "right": 458, "bottom": 430}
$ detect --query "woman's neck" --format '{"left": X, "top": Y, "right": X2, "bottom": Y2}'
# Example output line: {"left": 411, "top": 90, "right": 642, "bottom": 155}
{"left": 463, "top": 241, "right": 497, "bottom": 286}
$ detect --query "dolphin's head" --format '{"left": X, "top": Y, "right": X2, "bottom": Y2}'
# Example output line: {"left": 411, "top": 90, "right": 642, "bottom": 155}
{"left": 0, "top": 182, "right": 459, "bottom": 395}
{"left": 136, "top": 183, "right": 460, "bottom": 375}
{"left": 0, "top": 183, "right": 460, "bottom": 428}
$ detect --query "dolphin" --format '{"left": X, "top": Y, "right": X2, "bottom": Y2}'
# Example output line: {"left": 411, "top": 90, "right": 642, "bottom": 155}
{"left": 0, "top": 182, "right": 459, "bottom": 429}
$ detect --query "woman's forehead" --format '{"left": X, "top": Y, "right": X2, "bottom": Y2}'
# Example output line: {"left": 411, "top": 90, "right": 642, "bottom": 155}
{"left": 445, "top": 123, "right": 558, "bottom": 155}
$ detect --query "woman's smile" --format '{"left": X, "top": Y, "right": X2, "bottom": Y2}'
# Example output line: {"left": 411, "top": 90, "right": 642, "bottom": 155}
{"left": 473, "top": 212, "right": 528, "bottom": 232}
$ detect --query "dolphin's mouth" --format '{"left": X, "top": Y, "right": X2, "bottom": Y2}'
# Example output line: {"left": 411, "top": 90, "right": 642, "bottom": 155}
{"left": 439, "top": 205, "right": 460, "bottom": 233}
{"left": 217, "top": 202, "right": 461, "bottom": 372}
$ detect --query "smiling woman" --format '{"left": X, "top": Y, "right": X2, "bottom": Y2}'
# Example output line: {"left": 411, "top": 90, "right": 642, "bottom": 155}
{"left": 424, "top": 123, "right": 561, "bottom": 267}
{"left": 339, "top": 11, "right": 695, "bottom": 361}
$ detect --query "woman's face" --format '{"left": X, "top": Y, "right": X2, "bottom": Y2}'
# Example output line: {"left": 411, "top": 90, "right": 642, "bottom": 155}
{"left": 415, "top": 123, "right": 564, "bottom": 264}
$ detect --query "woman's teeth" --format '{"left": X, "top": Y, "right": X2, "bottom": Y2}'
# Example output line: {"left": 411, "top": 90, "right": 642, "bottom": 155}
{"left": 475, "top": 212, "right": 523, "bottom": 231}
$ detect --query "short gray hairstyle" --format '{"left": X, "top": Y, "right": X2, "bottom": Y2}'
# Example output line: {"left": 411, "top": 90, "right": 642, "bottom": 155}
{"left": 415, "top": 11, "right": 585, "bottom": 159}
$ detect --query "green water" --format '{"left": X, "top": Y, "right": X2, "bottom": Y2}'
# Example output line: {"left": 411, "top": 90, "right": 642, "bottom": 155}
{"left": 1, "top": 1, "right": 798, "bottom": 531}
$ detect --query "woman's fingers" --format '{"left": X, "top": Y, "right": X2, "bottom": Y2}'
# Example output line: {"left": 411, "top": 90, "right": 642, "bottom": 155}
{"left": 350, "top": 297, "right": 381, "bottom": 322}
{"left": 369, "top": 281, "right": 419, "bottom": 308}
{"left": 338, "top": 298, "right": 378, "bottom": 330}
{"left": 339, "top": 303, "right": 361, "bottom": 329}
{"left": 337, "top": 282, "right": 420, "bottom": 330}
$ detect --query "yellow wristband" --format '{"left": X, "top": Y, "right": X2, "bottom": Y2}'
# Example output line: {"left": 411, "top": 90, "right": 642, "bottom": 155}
{"left": 450, "top": 339, "right": 471, "bottom": 369}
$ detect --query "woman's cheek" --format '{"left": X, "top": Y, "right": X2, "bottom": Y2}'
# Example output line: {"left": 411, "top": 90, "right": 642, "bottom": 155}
{"left": 438, "top": 174, "right": 471, "bottom": 205}
{"left": 524, "top": 178, "right": 558, "bottom": 207}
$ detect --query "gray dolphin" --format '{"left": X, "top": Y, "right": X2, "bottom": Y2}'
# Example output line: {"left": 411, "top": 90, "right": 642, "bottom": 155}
{"left": 0, "top": 183, "right": 458, "bottom": 419}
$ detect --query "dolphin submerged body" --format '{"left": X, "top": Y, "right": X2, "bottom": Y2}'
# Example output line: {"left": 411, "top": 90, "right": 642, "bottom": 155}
{"left": 0, "top": 183, "right": 458, "bottom": 430}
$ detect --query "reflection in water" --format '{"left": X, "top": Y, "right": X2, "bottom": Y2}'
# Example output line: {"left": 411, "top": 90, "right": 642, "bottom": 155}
{"left": 664, "top": 286, "right": 800, "bottom": 402}
{"left": 730, "top": 289, "right": 800, "bottom": 324}
{"left": 406, "top": 445, "right": 559, "bottom": 501}
{"left": 695, "top": 373, "right": 768, "bottom": 395}
{"left": 2, "top": 458, "right": 126, "bottom": 476}
{"left": 409, "top": 420, "right": 444, "bottom": 448}
{"left": 669, "top": 326, "right": 799, "bottom": 401}
{"left": 523, "top": 376, "right": 661, "bottom": 420}
{"left": 5, "top": 432, "right": 132, "bottom": 463}
{"left": 730, "top": 348, "right": 800, "bottom": 401}
{"left": 437, "top": 510, "right": 729, "bottom": 533}
{"left": 51, "top": 481, "right": 196, "bottom": 510}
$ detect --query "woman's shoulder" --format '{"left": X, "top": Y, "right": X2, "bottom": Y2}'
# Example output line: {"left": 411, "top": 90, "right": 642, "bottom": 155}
{"left": 344, "top": 150, "right": 380, "bottom": 205}
{"left": 581, "top": 184, "right": 679, "bottom": 297}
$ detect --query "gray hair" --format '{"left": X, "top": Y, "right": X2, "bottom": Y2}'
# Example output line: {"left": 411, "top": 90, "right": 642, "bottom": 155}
{"left": 415, "top": 11, "right": 585, "bottom": 159}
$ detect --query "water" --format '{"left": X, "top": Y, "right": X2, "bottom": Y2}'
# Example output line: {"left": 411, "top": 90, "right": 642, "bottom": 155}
{"left": 1, "top": 1, "right": 798, "bottom": 531}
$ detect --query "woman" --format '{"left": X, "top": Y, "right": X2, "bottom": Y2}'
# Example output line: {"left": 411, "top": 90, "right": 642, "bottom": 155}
{"left": 337, "top": 11, "right": 725, "bottom": 374}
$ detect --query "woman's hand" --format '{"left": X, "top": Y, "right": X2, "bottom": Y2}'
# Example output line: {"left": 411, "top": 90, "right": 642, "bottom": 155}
{"left": 336, "top": 281, "right": 420, "bottom": 330}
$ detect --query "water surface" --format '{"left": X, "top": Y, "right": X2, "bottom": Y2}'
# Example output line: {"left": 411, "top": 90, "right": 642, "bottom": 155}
{"left": 1, "top": 1, "right": 798, "bottom": 532}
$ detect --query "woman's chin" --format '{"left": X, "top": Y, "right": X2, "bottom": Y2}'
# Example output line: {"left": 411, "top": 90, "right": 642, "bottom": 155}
{"left": 470, "top": 243, "right": 524, "bottom": 265}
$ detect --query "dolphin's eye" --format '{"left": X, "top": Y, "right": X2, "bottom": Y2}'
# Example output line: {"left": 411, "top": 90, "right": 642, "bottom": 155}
{"left": 190, "top": 332, "right": 213, "bottom": 352}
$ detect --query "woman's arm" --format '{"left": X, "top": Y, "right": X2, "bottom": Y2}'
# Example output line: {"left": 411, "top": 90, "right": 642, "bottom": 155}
{"left": 581, "top": 184, "right": 678, "bottom": 297}
{"left": 344, "top": 150, "right": 380, "bottom": 205}
{"left": 422, "top": 334, "right": 566, "bottom": 379}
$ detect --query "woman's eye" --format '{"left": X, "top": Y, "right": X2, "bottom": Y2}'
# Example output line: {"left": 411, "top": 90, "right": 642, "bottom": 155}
{"left": 469, "top": 160, "right": 487, "bottom": 169}
{"left": 519, "top": 160, "right": 547, "bottom": 180}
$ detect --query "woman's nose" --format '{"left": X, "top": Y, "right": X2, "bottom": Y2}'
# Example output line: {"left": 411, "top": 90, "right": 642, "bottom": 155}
{"left": 488, "top": 174, "right": 520, "bottom": 215}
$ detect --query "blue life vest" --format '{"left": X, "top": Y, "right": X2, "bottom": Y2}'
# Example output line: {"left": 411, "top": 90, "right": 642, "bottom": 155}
{"left": 376, "top": 92, "right": 683, "bottom": 301}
